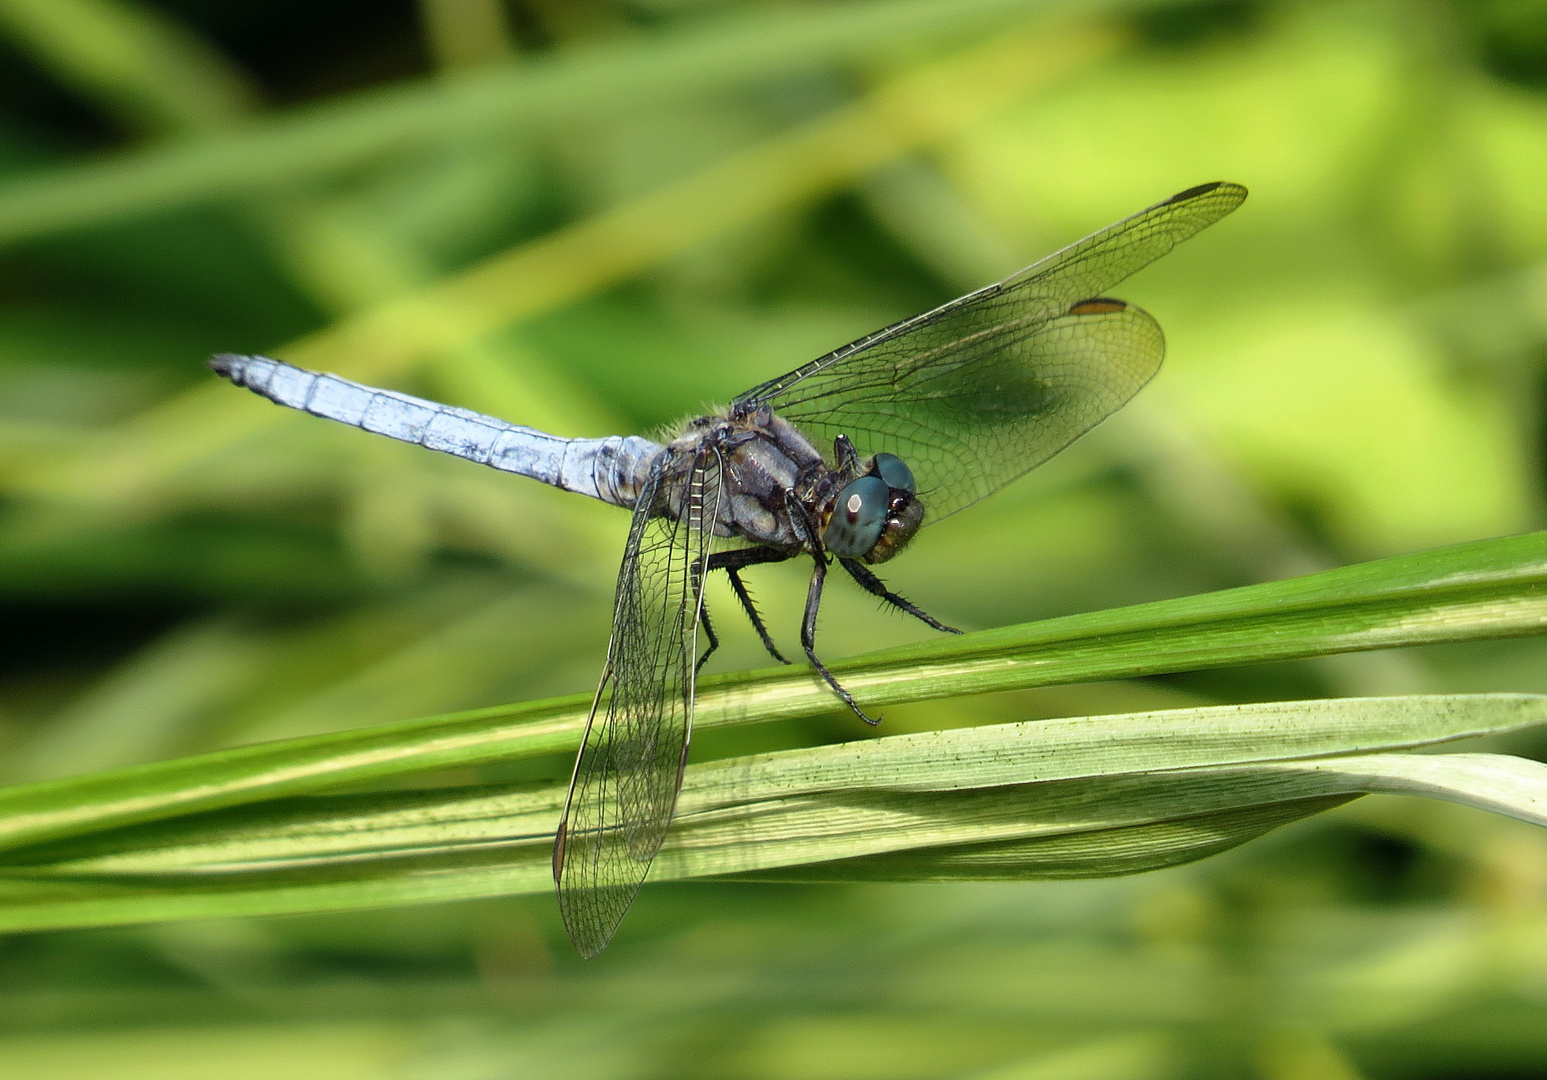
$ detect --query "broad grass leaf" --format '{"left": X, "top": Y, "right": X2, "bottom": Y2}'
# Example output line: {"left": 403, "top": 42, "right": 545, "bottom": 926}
{"left": 0, "top": 693, "right": 1542, "bottom": 931}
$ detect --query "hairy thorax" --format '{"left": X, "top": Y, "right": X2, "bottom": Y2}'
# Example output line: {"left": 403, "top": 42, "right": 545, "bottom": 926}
{"left": 660, "top": 403, "right": 922, "bottom": 565}
{"left": 659, "top": 405, "right": 844, "bottom": 551}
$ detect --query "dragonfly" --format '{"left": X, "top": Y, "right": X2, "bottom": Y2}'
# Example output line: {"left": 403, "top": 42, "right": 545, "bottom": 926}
{"left": 211, "top": 180, "right": 1246, "bottom": 957}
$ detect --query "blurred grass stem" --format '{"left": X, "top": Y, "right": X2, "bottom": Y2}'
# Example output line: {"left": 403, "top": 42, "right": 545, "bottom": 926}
{"left": 8, "top": 16, "right": 1121, "bottom": 510}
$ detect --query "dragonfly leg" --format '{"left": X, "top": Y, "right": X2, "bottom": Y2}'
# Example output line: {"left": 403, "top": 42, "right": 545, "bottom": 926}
{"left": 686, "top": 549, "right": 723, "bottom": 674}
{"left": 695, "top": 598, "right": 720, "bottom": 675}
{"left": 839, "top": 558, "right": 962, "bottom": 635}
{"left": 707, "top": 546, "right": 794, "bottom": 664}
{"left": 726, "top": 569, "right": 789, "bottom": 664}
{"left": 780, "top": 489, "right": 877, "bottom": 724}
{"left": 802, "top": 555, "right": 879, "bottom": 725}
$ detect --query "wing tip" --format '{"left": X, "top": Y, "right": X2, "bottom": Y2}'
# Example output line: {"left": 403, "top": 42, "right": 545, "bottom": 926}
{"left": 566, "top": 914, "right": 612, "bottom": 960}
{"left": 557, "top": 883, "right": 623, "bottom": 960}
{"left": 1163, "top": 180, "right": 1249, "bottom": 206}
{"left": 1069, "top": 297, "right": 1128, "bottom": 315}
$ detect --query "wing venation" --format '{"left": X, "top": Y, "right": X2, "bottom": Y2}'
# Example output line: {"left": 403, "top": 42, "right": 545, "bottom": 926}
{"left": 554, "top": 443, "right": 723, "bottom": 957}
{"left": 734, "top": 182, "right": 1246, "bottom": 519}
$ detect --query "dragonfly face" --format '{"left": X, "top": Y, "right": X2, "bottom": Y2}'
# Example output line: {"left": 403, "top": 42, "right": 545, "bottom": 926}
{"left": 820, "top": 455, "right": 923, "bottom": 563}
{"left": 209, "top": 180, "right": 1248, "bottom": 958}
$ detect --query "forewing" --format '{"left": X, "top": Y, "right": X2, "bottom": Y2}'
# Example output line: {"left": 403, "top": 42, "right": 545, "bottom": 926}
{"left": 735, "top": 182, "right": 1245, "bottom": 519}
{"left": 553, "top": 445, "right": 722, "bottom": 958}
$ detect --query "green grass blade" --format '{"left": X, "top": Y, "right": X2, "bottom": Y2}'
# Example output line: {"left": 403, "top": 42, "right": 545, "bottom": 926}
{"left": 0, "top": 530, "right": 1538, "bottom": 856}
{"left": 746, "top": 753, "right": 1547, "bottom": 884}
{"left": 12, "top": 15, "right": 1119, "bottom": 513}
{"left": 1265, "top": 751, "right": 1547, "bottom": 827}
{"left": 0, "top": 694, "right": 1541, "bottom": 931}
{"left": 0, "top": 0, "right": 1078, "bottom": 245}
{"left": 743, "top": 798, "right": 1353, "bottom": 884}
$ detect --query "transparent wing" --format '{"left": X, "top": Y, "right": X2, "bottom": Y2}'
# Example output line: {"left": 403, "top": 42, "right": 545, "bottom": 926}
{"left": 553, "top": 444, "right": 722, "bottom": 958}
{"left": 734, "top": 182, "right": 1246, "bottom": 519}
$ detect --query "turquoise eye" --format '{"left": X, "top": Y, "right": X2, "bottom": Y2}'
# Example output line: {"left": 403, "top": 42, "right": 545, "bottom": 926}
{"left": 824, "top": 476, "right": 890, "bottom": 556}
{"left": 874, "top": 453, "right": 915, "bottom": 494}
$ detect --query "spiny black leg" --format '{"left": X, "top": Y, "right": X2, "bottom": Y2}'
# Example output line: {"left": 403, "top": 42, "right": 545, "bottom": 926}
{"left": 691, "top": 557, "right": 720, "bottom": 674}
{"left": 725, "top": 567, "right": 790, "bottom": 664}
{"left": 839, "top": 558, "right": 962, "bottom": 635}
{"left": 802, "top": 555, "right": 878, "bottom": 725}
{"left": 696, "top": 598, "right": 720, "bottom": 675}
{"left": 707, "top": 546, "right": 795, "bottom": 665}
{"left": 781, "top": 491, "right": 877, "bottom": 724}
{"left": 706, "top": 546, "right": 794, "bottom": 572}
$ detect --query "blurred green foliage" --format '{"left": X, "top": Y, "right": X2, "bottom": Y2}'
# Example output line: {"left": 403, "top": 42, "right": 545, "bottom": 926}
{"left": 0, "top": 0, "right": 1546, "bottom": 1077}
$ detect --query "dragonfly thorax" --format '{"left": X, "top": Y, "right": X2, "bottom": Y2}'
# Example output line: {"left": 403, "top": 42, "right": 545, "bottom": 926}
{"left": 672, "top": 407, "right": 924, "bottom": 563}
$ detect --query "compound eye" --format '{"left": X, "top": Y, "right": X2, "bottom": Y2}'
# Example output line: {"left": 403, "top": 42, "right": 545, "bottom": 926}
{"left": 873, "top": 453, "right": 915, "bottom": 495}
{"left": 823, "top": 476, "right": 890, "bottom": 556}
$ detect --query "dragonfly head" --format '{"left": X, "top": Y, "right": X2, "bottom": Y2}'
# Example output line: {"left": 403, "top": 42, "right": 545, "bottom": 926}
{"left": 823, "top": 452, "right": 923, "bottom": 564}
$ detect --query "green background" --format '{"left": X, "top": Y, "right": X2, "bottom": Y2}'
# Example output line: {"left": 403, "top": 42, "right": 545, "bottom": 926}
{"left": 0, "top": 0, "right": 1545, "bottom": 1076}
